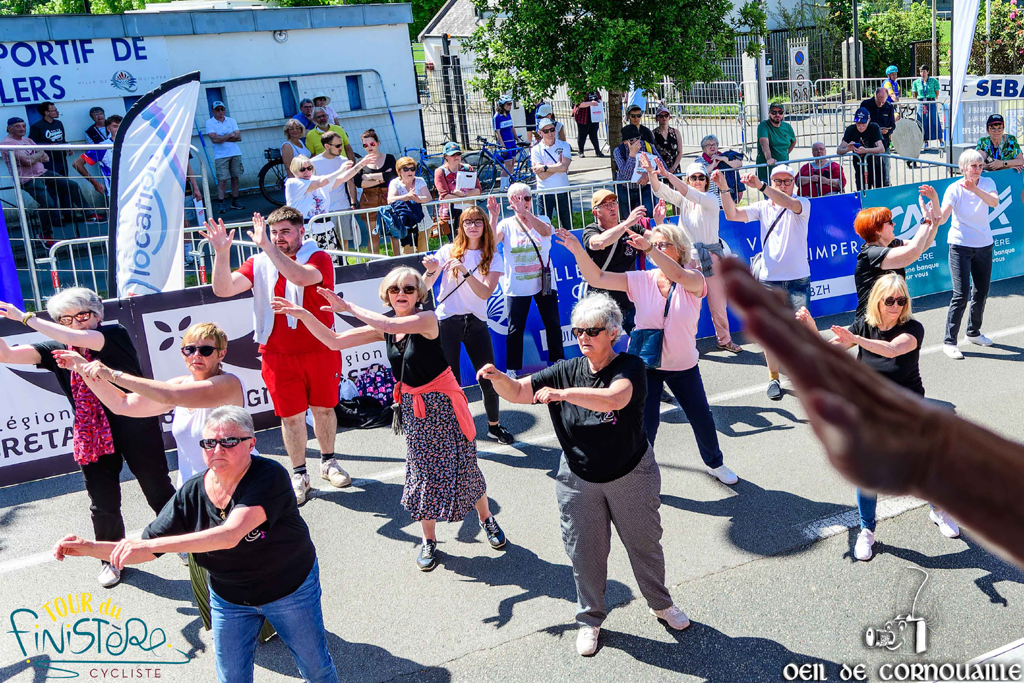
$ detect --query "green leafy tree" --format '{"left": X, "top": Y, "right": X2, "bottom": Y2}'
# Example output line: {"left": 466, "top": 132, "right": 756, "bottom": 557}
{"left": 859, "top": 0, "right": 936, "bottom": 78}
{"left": 969, "top": 0, "right": 1024, "bottom": 74}
{"left": 463, "top": 0, "right": 760, "bottom": 160}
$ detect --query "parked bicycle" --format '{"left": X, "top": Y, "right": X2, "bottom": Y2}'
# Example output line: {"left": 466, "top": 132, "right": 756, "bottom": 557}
{"left": 464, "top": 136, "right": 536, "bottom": 192}
{"left": 402, "top": 146, "right": 445, "bottom": 194}
{"left": 258, "top": 147, "right": 286, "bottom": 207}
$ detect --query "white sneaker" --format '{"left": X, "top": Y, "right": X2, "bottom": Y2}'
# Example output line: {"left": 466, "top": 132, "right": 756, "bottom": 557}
{"left": 854, "top": 528, "right": 875, "bottom": 561}
{"left": 650, "top": 605, "right": 691, "bottom": 630}
{"left": 575, "top": 625, "right": 600, "bottom": 656}
{"left": 707, "top": 464, "right": 739, "bottom": 485}
{"left": 929, "top": 509, "right": 960, "bottom": 538}
{"left": 97, "top": 564, "right": 121, "bottom": 588}
{"left": 320, "top": 458, "right": 352, "bottom": 488}
{"left": 966, "top": 334, "right": 993, "bottom": 347}
{"left": 942, "top": 344, "right": 963, "bottom": 360}
{"left": 291, "top": 472, "right": 312, "bottom": 506}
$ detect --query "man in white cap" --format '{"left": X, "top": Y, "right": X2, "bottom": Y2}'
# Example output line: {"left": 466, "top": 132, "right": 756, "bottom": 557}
{"left": 531, "top": 118, "right": 573, "bottom": 230}
{"left": 531, "top": 104, "right": 566, "bottom": 143}
{"left": 204, "top": 101, "right": 244, "bottom": 214}
{"left": 715, "top": 164, "right": 811, "bottom": 401}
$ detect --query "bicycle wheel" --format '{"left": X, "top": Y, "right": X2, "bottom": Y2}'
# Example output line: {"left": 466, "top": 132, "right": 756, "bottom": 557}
{"left": 258, "top": 159, "right": 287, "bottom": 207}
{"left": 515, "top": 153, "right": 535, "bottom": 185}
{"left": 421, "top": 156, "right": 444, "bottom": 194}
{"left": 466, "top": 152, "right": 499, "bottom": 192}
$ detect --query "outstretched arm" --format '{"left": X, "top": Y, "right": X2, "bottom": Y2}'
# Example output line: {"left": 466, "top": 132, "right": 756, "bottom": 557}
{"left": 0, "top": 300, "right": 106, "bottom": 351}
{"left": 317, "top": 287, "right": 438, "bottom": 337}
{"left": 555, "top": 229, "right": 628, "bottom": 293}
{"left": 477, "top": 364, "right": 537, "bottom": 404}
{"left": 271, "top": 297, "right": 382, "bottom": 350}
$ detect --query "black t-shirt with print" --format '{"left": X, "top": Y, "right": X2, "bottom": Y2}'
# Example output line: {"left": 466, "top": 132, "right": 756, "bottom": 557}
{"left": 33, "top": 323, "right": 160, "bottom": 439}
{"left": 583, "top": 223, "right": 638, "bottom": 313}
{"left": 531, "top": 353, "right": 648, "bottom": 483}
{"left": 848, "top": 317, "right": 925, "bottom": 396}
{"left": 854, "top": 239, "right": 905, "bottom": 319}
{"left": 29, "top": 118, "right": 68, "bottom": 175}
{"left": 143, "top": 455, "right": 317, "bottom": 606}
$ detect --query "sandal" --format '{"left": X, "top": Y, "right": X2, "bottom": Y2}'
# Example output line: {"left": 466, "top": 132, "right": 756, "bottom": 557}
{"left": 717, "top": 341, "right": 743, "bottom": 354}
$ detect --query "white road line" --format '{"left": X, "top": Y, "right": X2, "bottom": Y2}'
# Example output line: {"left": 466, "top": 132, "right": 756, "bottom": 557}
{"left": 798, "top": 495, "right": 925, "bottom": 542}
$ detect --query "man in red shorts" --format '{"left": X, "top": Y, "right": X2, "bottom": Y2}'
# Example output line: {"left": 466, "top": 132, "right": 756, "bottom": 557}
{"left": 205, "top": 206, "right": 349, "bottom": 504}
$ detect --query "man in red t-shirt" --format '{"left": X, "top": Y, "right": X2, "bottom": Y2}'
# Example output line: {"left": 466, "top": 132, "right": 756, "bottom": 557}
{"left": 797, "top": 141, "right": 847, "bottom": 198}
{"left": 205, "top": 206, "right": 348, "bottom": 504}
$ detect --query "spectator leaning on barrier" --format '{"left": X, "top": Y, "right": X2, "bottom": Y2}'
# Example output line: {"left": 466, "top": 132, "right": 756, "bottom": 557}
{"left": 532, "top": 118, "right": 574, "bottom": 231}
{"left": 755, "top": 103, "right": 796, "bottom": 185}
{"left": 73, "top": 115, "right": 122, "bottom": 199}
{"left": 976, "top": 114, "right": 1023, "bottom": 171}
{"left": 912, "top": 65, "right": 944, "bottom": 149}
{"left": 613, "top": 123, "right": 663, "bottom": 219}
{"left": 204, "top": 101, "right": 244, "bottom": 214}
{"left": 435, "top": 141, "right": 482, "bottom": 238}
{"left": 3, "top": 117, "right": 53, "bottom": 238}
{"left": 838, "top": 108, "right": 885, "bottom": 191}
{"left": 387, "top": 156, "right": 433, "bottom": 254}
{"left": 311, "top": 91, "right": 340, "bottom": 126}
{"left": 860, "top": 87, "right": 896, "bottom": 186}
{"left": 652, "top": 107, "right": 683, "bottom": 174}
{"left": 697, "top": 134, "right": 745, "bottom": 205}
{"left": 572, "top": 91, "right": 604, "bottom": 158}
{"left": 85, "top": 107, "right": 109, "bottom": 144}
{"left": 718, "top": 164, "right": 811, "bottom": 401}
{"left": 29, "top": 101, "right": 68, "bottom": 178}
{"left": 798, "top": 141, "right": 846, "bottom": 198}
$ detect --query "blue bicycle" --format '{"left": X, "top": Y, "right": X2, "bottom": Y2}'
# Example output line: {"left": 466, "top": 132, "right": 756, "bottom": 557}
{"left": 403, "top": 146, "right": 446, "bottom": 194}
{"left": 465, "top": 136, "right": 535, "bottom": 192}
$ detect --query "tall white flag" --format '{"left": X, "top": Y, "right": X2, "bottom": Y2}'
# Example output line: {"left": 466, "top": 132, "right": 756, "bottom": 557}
{"left": 107, "top": 72, "right": 201, "bottom": 297}
{"left": 951, "top": 0, "right": 981, "bottom": 145}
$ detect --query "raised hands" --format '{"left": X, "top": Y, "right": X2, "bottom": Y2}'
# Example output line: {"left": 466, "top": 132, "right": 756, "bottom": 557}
{"left": 653, "top": 198, "right": 667, "bottom": 226}
{"left": 442, "top": 257, "right": 469, "bottom": 280}
{"left": 739, "top": 171, "right": 760, "bottom": 189}
{"left": 554, "top": 227, "right": 584, "bottom": 254}
{"left": 317, "top": 286, "right": 351, "bottom": 314}
{"left": 625, "top": 228, "right": 651, "bottom": 253}
{"left": 200, "top": 218, "right": 235, "bottom": 254}
{"left": 51, "top": 348, "right": 91, "bottom": 374}
{"left": 624, "top": 205, "right": 647, "bottom": 229}
{"left": 638, "top": 152, "right": 656, "bottom": 175}
{"left": 710, "top": 169, "right": 729, "bottom": 190}
{"left": 271, "top": 296, "right": 307, "bottom": 319}
{"left": 0, "top": 300, "right": 26, "bottom": 323}
{"left": 918, "top": 184, "right": 940, "bottom": 205}
{"left": 246, "top": 213, "right": 270, "bottom": 250}
{"left": 830, "top": 324, "right": 857, "bottom": 346}
{"left": 487, "top": 195, "right": 500, "bottom": 218}
{"left": 422, "top": 254, "right": 441, "bottom": 275}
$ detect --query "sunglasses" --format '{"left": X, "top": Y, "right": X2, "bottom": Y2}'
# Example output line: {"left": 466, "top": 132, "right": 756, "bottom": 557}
{"left": 400, "top": 166, "right": 416, "bottom": 172}
{"left": 199, "top": 436, "right": 252, "bottom": 450}
{"left": 883, "top": 296, "right": 908, "bottom": 307}
{"left": 571, "top": 326, "right": 606, "bottom": 338}
{"left": 656, "top": 114, "right": 670, "bottom": 119}
{"left": 300, "top": 165, "right": 314, "bottom": 172}
{"left": 388, "top": 285, "right": 419, "bottom": 295}
{"left": 513, "top": 194, "right": 532, "bottom": 201}
{"left": 463, "top": 219, "right": 485, "bottom": 228}
{"left": 181, "top": 344, "right": 220, "bottom": 357}
{"left": 57, "top": 311, "right": 94, "bottom": 325}
{"left": 688, "top": 174, "right": 708, "bottom": 181}
{"left": 541, "top": 128, "right": 555, "bottom": 134}
{"left": 652, "top": 241, "right": 674, "bottom": 251}
{"left": 329, "top": 143, "right": 344, "bottom": 149}
{"left": 628, "top": 113, "right": 643, "bottom": 119}
{"left": 363, "top": 141, "right": 378, "bottom": 147}
{"left": 770, "top": 110, "right": 784, "bottom": 115}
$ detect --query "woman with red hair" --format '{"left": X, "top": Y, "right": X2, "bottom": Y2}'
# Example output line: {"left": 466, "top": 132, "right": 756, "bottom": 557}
{"left": 852, "top": 187, "right": 941, "bottom": 319}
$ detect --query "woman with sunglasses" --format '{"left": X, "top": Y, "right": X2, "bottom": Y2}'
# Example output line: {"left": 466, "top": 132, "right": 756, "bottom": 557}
{"left": 54, "top": 405, "right": 339, "bottom": 683}
{"left": 808, "top": 273, "right": 960, "bottom": 560}
{"left": 388, "top": 156, "right": 434, "bottom": 254}
{"left": 270, "top": 267, "right": 507, "bottom": 572}
{"left": 0, "top": 288, "right": 175, "bottom": 588}
{"left": 494, "top": 182, "right": 564, "bottom": 377}
{"left": 434, "top": 141, "right": 481, "bottom": 238}
{"left": 354, "top": 129, "right": 398, "bottom": 255}
{"left": 285, "top": 154, "right": 369, "bottom": 260}
{"left": 555, "top": 223, "right": 738, "bottom": 485}
{"left": 646, "top": 155, "right": 742, "bottom": 354}
{"left": 651, "top": 106, "right": 683, "bottom": 174}
{"left": 281, "top": 119, "right": 307, "bottom": 179}
{"left": 423, "top": 203, "right": 515, "bottom": 446}
{"left": 479, "top": 293, "right": 691, "bottom": 657}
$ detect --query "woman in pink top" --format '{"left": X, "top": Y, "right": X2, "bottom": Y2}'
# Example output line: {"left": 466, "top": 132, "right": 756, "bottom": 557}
{"left": 555, "top": 223, "right": 739, "bottom": 485}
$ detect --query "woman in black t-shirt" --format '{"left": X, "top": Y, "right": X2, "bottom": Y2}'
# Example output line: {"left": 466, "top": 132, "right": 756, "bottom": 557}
{"left": 54, "top": 406, "right": 338, "bottom": 683}
{"left": 825, "top": 274, "right": 961, "bottom": 561}
{"left": 270, "top": 266, "right": 506, "bottom": 573}
{"left": 479, "top": 292, "right": 690, "bottom": 657}
{"left": 0, "top": 287, "right": 174, "bottom": 589}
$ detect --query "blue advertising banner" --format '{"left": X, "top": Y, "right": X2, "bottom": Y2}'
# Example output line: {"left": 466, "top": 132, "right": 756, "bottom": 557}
{"left": 0, "top": 206, "right": 23, "bottom": 309}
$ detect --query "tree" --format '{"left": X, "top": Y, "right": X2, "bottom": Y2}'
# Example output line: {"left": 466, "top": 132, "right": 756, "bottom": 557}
{"left": 859, "top": 0, "right": 936, "bottom": 78}
{"left": 969, "top": 0, "right": 1024, "bottom": 74}
{"left": 463, "top": 0, "right": 762, "bottom": 164}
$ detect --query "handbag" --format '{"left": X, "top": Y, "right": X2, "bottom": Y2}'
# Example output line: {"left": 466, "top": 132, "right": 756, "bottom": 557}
{"left": 749, "top": 207, "right": 788, "bottom": 281}
{"left": 518, "top": 218, "right": 554, "bottom": 296}
{"left": 627, "top": 282, "right": 676, "bottom": 368}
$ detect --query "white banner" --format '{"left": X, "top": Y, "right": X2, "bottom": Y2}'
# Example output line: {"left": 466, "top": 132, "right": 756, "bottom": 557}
{"left": 108, "top": 72, "right": 200, "bottom": 297}
{"left": 951, "top": 0, "right": 982, "bottom": 141}
{"left": 961, "top": 75, "right": 1024, "bottom": 100}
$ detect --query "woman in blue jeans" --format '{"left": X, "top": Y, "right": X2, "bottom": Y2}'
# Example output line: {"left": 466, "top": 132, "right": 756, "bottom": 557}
{"left": 555, "top": 223, "right": 739, "bottom": 486}
{"left": 53, "top": 406, "right": 337, "bottom": 683}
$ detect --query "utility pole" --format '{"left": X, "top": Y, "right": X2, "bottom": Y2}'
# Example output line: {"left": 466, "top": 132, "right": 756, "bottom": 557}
{"left": 852, "top": 0, "right": 860, "bottom": 100}
{"left": 931, "top": 0, "right": 937, "bottom": 75}
{"left": 986, "top": 0, "right": 991, "bottom": 73}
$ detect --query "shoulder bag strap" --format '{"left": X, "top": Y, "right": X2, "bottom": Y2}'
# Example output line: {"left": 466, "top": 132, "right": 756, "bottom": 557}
{"left": 435, "top": 263, "right": 481, "bottom": 305}
{"left": 663, "top": 282, "right": 676, "bottom": 320}
{"left": 762, "top": 206, "right": 788, "bottom": 248}
{"left": 516, "top": 217, "right": 549, "bottom": 269}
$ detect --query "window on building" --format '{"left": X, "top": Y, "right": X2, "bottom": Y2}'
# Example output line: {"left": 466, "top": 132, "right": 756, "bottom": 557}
{"left": 204, "top": 87, "right": 225, "bottom": 117}
{"left": 279, "top": 81, "right": 298, "bottom": 119}
{"left": 123, "top": 96, "right": 141, "bottom": 113}
{"left": 346, "top": 75, "right": 363, "bottom": 111}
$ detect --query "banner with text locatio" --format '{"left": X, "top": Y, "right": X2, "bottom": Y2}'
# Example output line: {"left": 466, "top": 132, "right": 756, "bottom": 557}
{"left": 107, "top": 71, "right": 200, "bottom": 297}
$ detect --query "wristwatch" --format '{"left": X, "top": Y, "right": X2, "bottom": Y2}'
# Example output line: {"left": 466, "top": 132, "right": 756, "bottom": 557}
{"left": 761, "top": 181, "right": 769, "bottom": 192}
{"left": 111, "top": 370, "right": 124, "bottom": 382}
{"left": 21, "top": 311, "right": 35, "bottom": 326}
{"left": 543, "top": 164, "right": 548, "bottom": 173}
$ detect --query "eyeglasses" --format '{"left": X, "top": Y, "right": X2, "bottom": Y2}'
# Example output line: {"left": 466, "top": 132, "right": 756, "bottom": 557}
{"left": 571, "top": 326, "right": 606, "bottom": 338}
{"left": 512, "top": 194, "right": 532, "bottom": 201}
{"left": 181, "top": 345, "right": 220, "bottom": 357}
{"left": 883, "top": 296, "right": 908, "bottom": 307}
{"left": 628, "top": 113, "right": 643, "bottom": 119}
{"left": 652, "top": 241, "right": 674, "bottom": 251}
{"left": 463, "top": 219, "right": 485, "bottom": 227}
{"left": 300, "top": 165, "right": 314, "bottom": 172}
{"left": 199, "top": 436, "right": 253, "bottom": 450}
{"left": 57, "top": 311, "right": 94, "bottom": 325}
{"left": 363, "top": 141, "right": 378, "bottom": 147}
{"left": 772, "top": 178, "right": 795, "bottom": 186}
{"left": 400, "top": 166, "right": 416, "bottom": 172}
{"left": 688, "top": 174, "right": 708, "bottom": 181}
{"left": 656, "top": 114, "right": 670, "bottom": 119}
{"left": 541, "top": 128, "right": 555, "bottom": 134}
{"left": 388, "top": 284, "right": 419, "bottom": 295}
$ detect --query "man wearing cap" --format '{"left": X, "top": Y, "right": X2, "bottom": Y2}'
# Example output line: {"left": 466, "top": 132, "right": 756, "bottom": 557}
{"left": 85, "top": 107, "right": 109, "bottom": 144}
{"left": 718, "top": 164, "right": 811, "bottom": 401}
{"left": 976, "top": 114, "right": 1023, "bottom": 172}
{"left": 205, "top": 101, "right": 244, "bottom": 214}
{"left": 530, "top": 104, "right": 566, "bottom": 144}
{"left": 860, "top": 87, "right": 896, "bottom": 185}
{"left": 434, "top": 141, "right": 482, "bottom": 236}
{"left": 493, "top": 96, "right": 518, "bottom": 190}
{"left": 755, "top": 103, "right": 797, "bottom": 185}
{"left": 613, "top": 117, "right": 663, "bottom": 218}
{"left": 531, "top": 118, "right": 574, "bottom": 230}
{"left": 583, "top": 189, "right": 647, "bottom": 333}
{"left": 838, "top": 108, "right": 885, "bottom": 191}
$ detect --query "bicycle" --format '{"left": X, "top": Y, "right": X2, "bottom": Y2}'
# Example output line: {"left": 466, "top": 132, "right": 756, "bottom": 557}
{"left": 464, "top": 136, "right": 535, "bottom": 192}
{"left": 258, "top": 147, "right": 286, "bottom": 207}
{"left": 402, "top": 146, "right": 445, "bottom": 194}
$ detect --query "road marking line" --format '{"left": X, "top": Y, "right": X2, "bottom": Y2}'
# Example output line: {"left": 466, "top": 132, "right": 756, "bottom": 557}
{"left": 798, "top": 495, "right": 925, "bottom": 542}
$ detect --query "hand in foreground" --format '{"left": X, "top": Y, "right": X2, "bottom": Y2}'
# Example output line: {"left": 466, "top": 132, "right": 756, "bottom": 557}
{"left": 830, "top": 325, "right": 856, "bottom": 345}
{"left": 200, "top": 218, "right": 235, "bottom": 253}
{"left": 918, "top": 184, "right": 940, "bottom": 205}
{"left": 246, "top": 213, "right": 271, "bottom": 250}
{"left": 109, "top": 538, "right": 151, "bottom": 570}
{"left": 963, "top": 177, "right": 978, "bottom": 193}
{"left": 710, "top": 170, "right": 729, "bottom": 190}
{"left": 272, "top": 296, "right": 306, "bottom": 318}
{"left": 624, "top": 205, "right": 647, "bottom": 228}
{"left": 0, "top": 300, "right": 26, "bottom": 322}
{"left": 740, "top": 172, "right": 760, "bottom": 188}
{"left": 653, "top": 198, "right": 667, "bottom": 226}
{"left": 553, "top": 228, "right": 583, "bottom": 254}
{"left": 443, "top": 258, "right": 469, "bottom": 279}
{"left": 533, "top": 387, "right": 564, "bottom": 404}
{"left": 637, "top": 152, "right": 656, "bottom": 175}
{"left": 476, "top": 363, "right": 507, "bottom": 383}
{"left": 625, "top": 228, "right": 651, "bottom": 253}
{"left": 51, "top": 349, "right": 90, "bottom": 373}
{"left": 422, "top": 254, "right": 441, "bottom": 274}
{"left": 317, "top": 287, "right": 351, "bottom": 314}
{"left": 54, "top": 534, "right": 92, "bottom": 561}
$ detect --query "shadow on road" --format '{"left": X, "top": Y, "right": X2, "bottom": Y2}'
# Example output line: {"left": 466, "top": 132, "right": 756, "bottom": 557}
{"left": 659, "top": 403, "right": 807, "bottom": 439}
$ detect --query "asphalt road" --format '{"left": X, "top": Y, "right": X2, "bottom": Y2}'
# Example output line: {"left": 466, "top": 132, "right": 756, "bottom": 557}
{"left": 2, "top": 277, "right": 1024, "bottom": 683}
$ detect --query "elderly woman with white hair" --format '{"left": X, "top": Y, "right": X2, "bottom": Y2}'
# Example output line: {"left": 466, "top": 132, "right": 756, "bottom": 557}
{"left": 494, "top": 182, "right": 563, "bottom": 376}
{"left": 480, "top": 293, "right": 691, "bottom": 657}
{"left": 54, "top": 405, "right": 339, "bottom": 683}
{"left": 270, "top": 266, "right": 507, "bottom": 572}
{"left": 696, "top": 134, "right": 744, "bottom": 204}
{"left": 642, "top": 153, "right": 742, "bottom": 353}
{"left": 284, "top": 153, "right": 370, "bottom": 257}
{"left": 934, "top": 149, "right": 1000, "bottom": 359}
{"left": 0, "top": 288, "right": 175, "bottom": 588}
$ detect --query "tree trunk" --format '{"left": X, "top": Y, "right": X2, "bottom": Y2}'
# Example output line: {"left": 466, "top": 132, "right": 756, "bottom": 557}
{"left": 606, "top": 90, "right": 624, "bottom": 177}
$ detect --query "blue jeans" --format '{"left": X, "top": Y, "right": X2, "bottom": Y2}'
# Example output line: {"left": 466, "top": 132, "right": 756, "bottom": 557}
{"left": 766, "top": 276, "right": 811, "bottom": 310}
{"left": 210, "top": 560, "right": 337, "bottom": 683}
{"left": 642, "top": 365, "right": 723, "bottom": 468}
{"left": 616, "top": 184, "right": 654, "bottom": 219}
{"left": 945, "top": 244, "right": 993, "bottom": 344}
{"left": 857, "top": 491, "right": 934, "bottom": 532}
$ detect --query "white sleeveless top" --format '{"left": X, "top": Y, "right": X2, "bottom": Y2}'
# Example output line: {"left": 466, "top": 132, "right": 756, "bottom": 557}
{"left": 170, "top": 373, "right": 252, "bottom": 488}
{"left": 283, "top": 140, "right": 306, "bottom": 158}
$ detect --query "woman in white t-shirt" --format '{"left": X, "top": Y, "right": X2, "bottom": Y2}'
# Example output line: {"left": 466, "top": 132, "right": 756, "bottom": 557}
{"left": 936, "top": 149, "right": 1001, "bottom": 359}
{"left": 555, "top": 223, "right": 739, "bottom": 486}
{"left": 285, "top": 154, "right": 367, "bottom": 260}
{"left": 423, "top": 203, "right": 515, "bottom": 445}
{"left": 387, "top": 156, "right": 433, "bottom": 254}
{"left": 281, "top": 119, "right": 307, "bottom": 179}
{"left": 494, "top": 183, "right": 564, "bottom": 377}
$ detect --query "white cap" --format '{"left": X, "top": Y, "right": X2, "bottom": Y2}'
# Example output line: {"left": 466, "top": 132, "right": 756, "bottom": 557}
{"left": 537, "top": 118, "right": 556, "bottom": 131}
{"left": 684, "top": 162, "right": 707, "bottom": 177}
{"left": 770, "top": 164, "right": 795, "bottom": 179}
{"left": 536, "top": 103, "right": 553, "bottom": 117}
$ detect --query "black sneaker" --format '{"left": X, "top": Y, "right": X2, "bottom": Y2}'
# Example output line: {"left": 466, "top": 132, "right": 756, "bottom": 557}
{"left": 230, "top": 201, "right": 244, "bottom": 211}
{"left": 488, "top": 424, "right": 515, "bottom": 445}
{"left": 417, "top": 539, "right": 438, "bottom": 571}
{"left": 767, "top": 379, "right": 783, "bottom": 401}
{"left": 481, "top": 516, "right": 507, "bottom": 549}
{"left": 660, "top": 389, "right": 674, "bottom": 404}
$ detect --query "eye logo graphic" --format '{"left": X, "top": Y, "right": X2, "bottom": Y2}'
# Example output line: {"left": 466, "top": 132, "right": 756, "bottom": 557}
{"left": 154, "top": 315, "right": 193, "bottom": 351}
{"left": 864, "top": 568, "right": 930, "bottom": 655}
{"left": 487, "top": 282, "right": 508, "bottom": 335}
{"left": 111, "top": 70, "right": 138, "bottom": 92}
{"left": 151, "top": 314, "right": 263, "bottom": 371}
